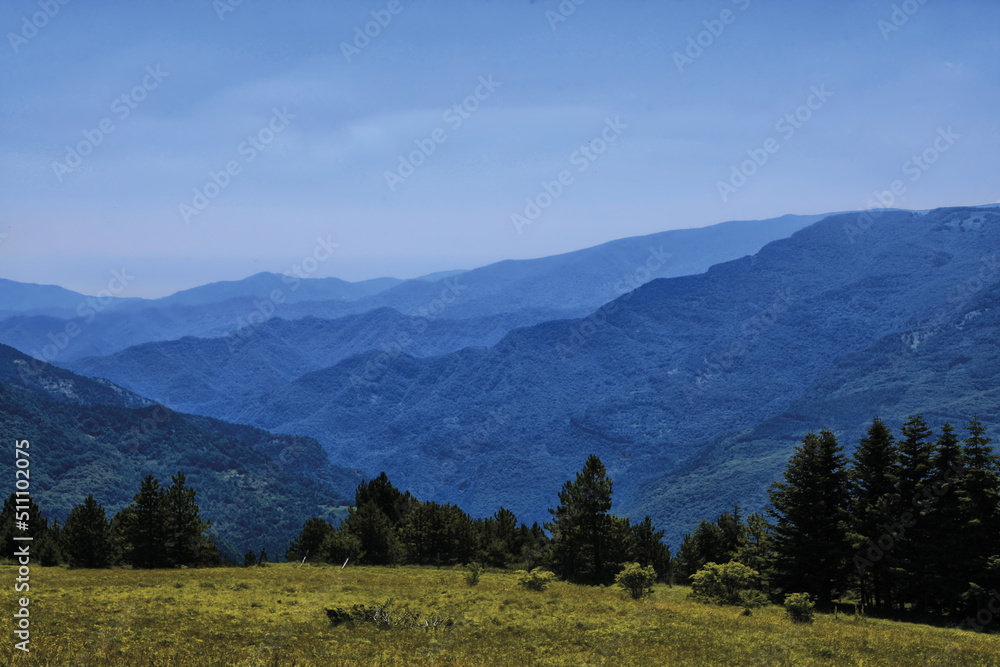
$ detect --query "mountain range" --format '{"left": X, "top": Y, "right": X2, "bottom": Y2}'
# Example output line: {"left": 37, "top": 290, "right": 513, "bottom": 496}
{"left": 4, "top": 206, "right": 999, "bottom": 547}
{"left": 0, "top": 213, "right": 824, "bottom": 362}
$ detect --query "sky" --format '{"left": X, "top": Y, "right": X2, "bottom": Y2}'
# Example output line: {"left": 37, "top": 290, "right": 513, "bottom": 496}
{"left": 1, "top": 0, "right": 998, "bottom": 297}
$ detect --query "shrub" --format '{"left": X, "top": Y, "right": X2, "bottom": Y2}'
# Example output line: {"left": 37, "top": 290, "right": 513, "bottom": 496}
{"left": 516, "top": 568, "right": 555, "bottom": 591}
{"left": 784, "top": 593, "right": 815, "bottom": 623}
{"left": 689, "top": 561, "right": 764, "bottom": 607}
{"left": 465, "top": 562, "right": 483, "bottom": 587}
{"left": 615, "top": 562, "right": 657, "bottom": 600}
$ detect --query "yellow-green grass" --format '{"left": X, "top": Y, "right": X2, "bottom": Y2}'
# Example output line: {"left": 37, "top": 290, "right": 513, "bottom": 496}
{"left": 1, "top": 563, "right": 998, "bottom": 666}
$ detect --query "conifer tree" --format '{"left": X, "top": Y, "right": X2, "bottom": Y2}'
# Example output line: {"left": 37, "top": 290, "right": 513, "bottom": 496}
{"left": 62, "top": 494, "right": 114, "bottom": 568}
{"left": 286, "top": 517, "right": 334, "bottom": 562}
{"left": 894, "top": 415, "right": 935, "bottom": 609}
{"left": 848, "top": 417, "right": 900, "bottom": 610}
{"left": 546, "top": 454, "right": 614, "bottom": 583}
{"left": 767, "top": 430, "right": 851, "bottom": 607}
{"left": 922, "top": 423, "right": 967, "bottom": 613}
{"left": 164, "top": 473, "right": 218, "bottom": 566}
{"left": 959, "top": 418, "right": 1000, "bottom": 614}
{"left": 118, "top": 474, "right": 170, "bottom": 569}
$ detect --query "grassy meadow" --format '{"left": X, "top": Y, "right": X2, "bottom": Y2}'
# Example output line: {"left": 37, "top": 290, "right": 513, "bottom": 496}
{"left": 2, "top": 563, "right": 998, "bottom": 666}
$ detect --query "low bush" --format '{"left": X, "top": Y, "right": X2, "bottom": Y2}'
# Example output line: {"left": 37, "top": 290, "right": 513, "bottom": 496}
{"left": 784, "top": 593, "right": 815, "bottom": 623}
{"left": 689, "top": 561, "right": 765, "bottom": 607}
{"left": 516, "top": 568, "right": 555, "bottom": 591}
{"left": 465, "top": 562, "right": 483, "bottom": 587}
{"left": 615, "top": 562, "right": 656, "bottom": 600}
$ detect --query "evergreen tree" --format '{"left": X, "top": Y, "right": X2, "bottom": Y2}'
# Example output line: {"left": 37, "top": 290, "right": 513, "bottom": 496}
{"left": 164, "top": 473, "right": 218, "bottom": 566}
{"left": 676, "top": 517, "right": 733, "bottom": 582}
{"left": 286, "top": 517, "right": 334, "bottom": 563}
{"left": 0, "top": 493, "right": 53, "bottom": 559}
{"left": 118, "top": 474, "right": 170, "bottom": 569}
{"left": 922, "top": 423, "right": 967, "bottom": 613}
{"left": 629, "top": 515, "right": 671, "bottom": 578}
{"left": 322, "top": 526, "right": 363, "bottom": 564}
{"left": 345, "top": 501, "right": 404, "bottom": 565}
{"left": 767, "top": 430, "right": 852, "bottom": 607}
{"left": 546, "top": 454, "right": 614, "bottom": 584}
{"left": 62, "top": 494, "right": 114, "bottom": 568}
{"left": 961, "top": 417, "right": 1000, "bottom": 614}
{"left": 848, "top": 417, "right": 900, "bottom": 610}
{"left": 735, "top": 512, "right": 773, "bottom": 584}
{"left": 894, "top": 415, "right": 935, "bottom": 609}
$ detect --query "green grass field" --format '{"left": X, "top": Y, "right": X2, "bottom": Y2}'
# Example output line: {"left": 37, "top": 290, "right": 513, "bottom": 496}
{"left": 2, "top": 563, "right": 998, "bottom": 666}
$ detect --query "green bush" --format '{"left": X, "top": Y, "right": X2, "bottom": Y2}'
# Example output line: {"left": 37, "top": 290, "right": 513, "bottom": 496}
{"left": 784, "top": 593, "right": 815, "bottom": 623}
{"left": 615, "top": 562, "right": 657, "bottom": 600}
{"left": 516, "top": 568, "right": 555, "bottom": 591}
{"left": 689, "top": 561, "right": 764, "bottom": 607}
{"left": 465, "top": 561, "right": 483, "bottom": 587}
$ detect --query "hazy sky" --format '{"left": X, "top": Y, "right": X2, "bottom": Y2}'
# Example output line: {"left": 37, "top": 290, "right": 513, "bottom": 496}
{"left": 1, "top": 0, "right": 998, "bottom": 297}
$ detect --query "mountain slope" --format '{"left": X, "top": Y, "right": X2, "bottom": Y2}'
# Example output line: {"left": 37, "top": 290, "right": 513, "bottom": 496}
{"left": 0, "top": 344, "right": 361, "bottom": 557}
{"left": 64, "top": 308, "right": 554, "bottom": 421}
{"left": 228, "top": 207, "right": 1000, "bottom": 539}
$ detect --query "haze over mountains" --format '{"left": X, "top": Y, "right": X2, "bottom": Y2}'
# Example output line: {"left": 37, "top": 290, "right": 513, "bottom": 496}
{"left": 0, "top": 213, "right": 824, "bottom": 362}
{"left": 4, "top": 206, "right": 999, "bottom": 546}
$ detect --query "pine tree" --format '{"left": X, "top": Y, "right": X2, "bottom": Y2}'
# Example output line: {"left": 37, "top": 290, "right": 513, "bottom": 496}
{"left": 286, "top": 517, "right": 334, "bottom": 563}
{"left": 545, "top": 454, "right": 614, "bottom": 584}
{"left": 922, "top": 423, "right": 967, "bottom": 613}
{"left": 767, "top": 430, "right": 852, "bottom": 607}
{"left": 629, "top": 515, "right": 671, "bottom": 578}
{"left": 0, "top": 493, "right": 52, "bottom": 558}
{"left": 848, "top": 417, "right": 900, "bottom": 610}
{"left": 894, "top": 415, "right": 935, "bottom": 610}
{"left": 345, "top": 501, "right": 404, "bottom": 565}
{"left": 164, "top": 473, "right": 218, "bottom": 566}
{"left": 119, "top": 474, "right": 170, "bottom": 569}
{"left": 62, "top": 494, "right": 114, "bottom": 568}
{"left": 959, "top": 417, "right": 1000, "bottom": 615}
{"left": 735, "top": 513, "right": 773, "bottom": 587}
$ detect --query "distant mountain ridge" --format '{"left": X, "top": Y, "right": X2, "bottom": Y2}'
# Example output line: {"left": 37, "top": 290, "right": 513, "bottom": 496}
{"left": 0, "top": 213, "right": 829, "bottom": 366}
{"left": 178, "top": 205, "right": 999, "bottom": 545}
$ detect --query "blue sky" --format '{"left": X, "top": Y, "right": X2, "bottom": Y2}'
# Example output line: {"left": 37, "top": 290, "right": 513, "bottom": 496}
{"left": 1, "top": 0, "right": 998, "bottom": 297}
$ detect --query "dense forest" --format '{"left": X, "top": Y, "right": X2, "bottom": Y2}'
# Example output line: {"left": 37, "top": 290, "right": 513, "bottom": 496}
{"left": 5, "top": 414, "right": 997, "bottom": 632}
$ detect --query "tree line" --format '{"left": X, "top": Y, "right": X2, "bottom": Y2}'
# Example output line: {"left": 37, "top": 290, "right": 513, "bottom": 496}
{"left": 287, "top": 455, "right": 671, "bottom": 585}
{"left": 8, "top": 412, "right": 999, "bottom": 632}
{"left": 675, "top": 415, "right": 998, "bottom": 628}
{"left": 0, "top": 473, "right": 220, "bottom": 568}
